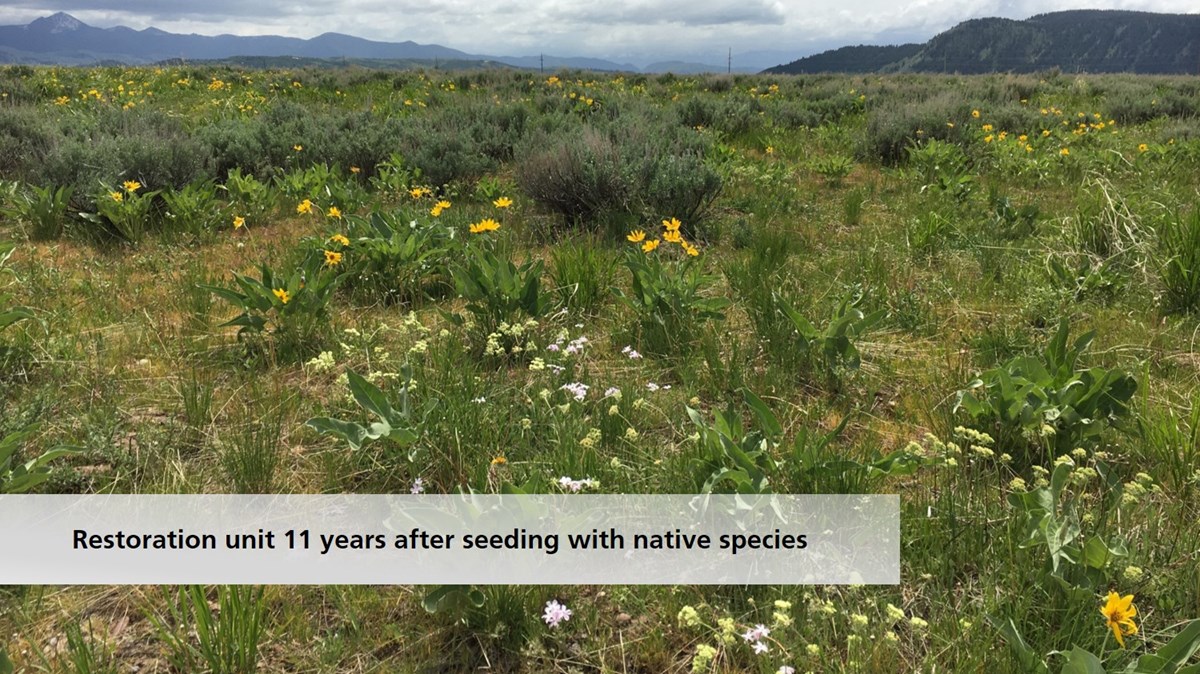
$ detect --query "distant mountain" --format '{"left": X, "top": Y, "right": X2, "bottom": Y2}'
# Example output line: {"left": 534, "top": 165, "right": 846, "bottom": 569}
{"left": 0, "top": 12, "right": 718, "bottom": 73}
{"left": 765, "top": 10, "right": 1200, "bottom": 75}
{"left": 763, "top": 44, "right": 921, "bottom": 74}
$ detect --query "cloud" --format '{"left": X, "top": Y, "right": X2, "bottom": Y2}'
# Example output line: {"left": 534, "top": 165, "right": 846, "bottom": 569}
{"left": 551, "top": 0, "right": 786, "bottom": 26}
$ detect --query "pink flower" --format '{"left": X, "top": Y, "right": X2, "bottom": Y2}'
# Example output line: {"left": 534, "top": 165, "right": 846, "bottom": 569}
{"left": 543, "top": 599, "right": 573, "bottom": 628}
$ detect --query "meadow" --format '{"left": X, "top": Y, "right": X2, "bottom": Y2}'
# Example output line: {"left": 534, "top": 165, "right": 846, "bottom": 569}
{"left": 0, "top": 63, "right": 1199, "bottom": 673}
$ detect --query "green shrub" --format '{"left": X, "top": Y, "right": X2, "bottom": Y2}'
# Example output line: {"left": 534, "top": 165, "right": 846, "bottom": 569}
{"left": 4, "top": 184, "right": 72, "bottom": 240}
{"left": 860, "top": 93, "right": 971, "bottom": 164}
{"left": 614, "top": 239, "right": 729, "bottom": 354}
{"left": 954, "top": 319, "right": 1137, "bottom": 465}
{"left": 202, "top": 255, "right": 344, "bottom": 364}
{"left": 326, "top": 211, "right": 458, "bottom": 306}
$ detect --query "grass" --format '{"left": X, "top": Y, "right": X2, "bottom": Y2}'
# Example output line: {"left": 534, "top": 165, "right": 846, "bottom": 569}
{"left": 0, "top": 64, "right": 1199, "bottom": 673}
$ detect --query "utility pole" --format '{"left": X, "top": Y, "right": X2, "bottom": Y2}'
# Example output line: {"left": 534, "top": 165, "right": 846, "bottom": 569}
{"left": 540, "top": 53, "right": 544, "bottom": 74}
{"left": 727, "top": 48, "right": 731, "bottom": 74}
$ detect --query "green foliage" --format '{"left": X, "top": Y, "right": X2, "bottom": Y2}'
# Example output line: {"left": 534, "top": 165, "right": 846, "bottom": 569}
{"left": 79, "top": 182, "right": 160, "bottom": 243}
{"left": 145, "top": 585, "right": 266, "bottom": 674}
{"left": 449, "top": 247, "right": 548, "bottom": 332}
{"left": 0, "top": 424, "right": 77, "bottom": 494}
{"left": 989, "top": 189, "right": 1039, "bottom": 240}
{"left": 687, "top": 391, "right": 781, "bottom": 494}
{"left": 614, "top": 247, "right": 729, "bottom": 354}
{"left": 3, "top": 183, "right": 73, "bottom": 240}
{"left": 549, "top": 239, "right": 616, "bottom": 315}
{"left": 222, "top": 410, "right": 284, "bottom": 493}
{"left": 688, "top": 391, "right": 917, "bottom": 494}
{"left": 1009, "top": 460, "right": 1124, "bottom": 584}
{"left": 955, "top": 319, "right": 1137, "bottom": 463}
{"left": 64, "top": 619, "right": 117, "bottom": 674}
{"left": 1046, "top": 254, "right": 1123, "bottom": 303}
{"left": 994, "top": 619, "right": 1200, "bottom": 674}
{"left": 0, "top": 242, "right": 34, "bottom": 337}
{"left": 329, "top": 212, "right": 457, "bottom": 306}
{"left": 775, "top": 293, "right": 886, "bottom": 390}
{"left": 162, "top": 179, "right": 226, "bottom": 239}
{"left": 861, "top": 94, "right": 969, "bottom": 164}
{"left": 907, "top": 138, "right": 975, "bottom": 200}
{"left": 202, "top": 255, "right": 343, "bottom": 363}
{"left": 306, "top": 367, "right": 423, "bottom": 460}
{"left": 811, "top": 155, "right": 855, "bottom": 187}
{"left": 1159, "top": 208, "right": 1200, "bottom": 314}
{"left": 517, "top": 114, "right": 721, "bottom": 229}
{"left": 221, "top": 168, "right": 275, "bottom": 228}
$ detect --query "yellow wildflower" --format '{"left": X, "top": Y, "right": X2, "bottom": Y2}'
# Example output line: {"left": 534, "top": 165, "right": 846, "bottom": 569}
{"left": 1060, "top": 147, "right": 1070, "bottom": 156}
{"left": 233, "top": 215, "right": 245, "bottom": 229}
{"left": 350, "top": 166, "right": 361, "bottom": 174}
{"left": 662, "top": 217, "right": 682, "bottom": 232}
{"left": 123, "top": 180, "right": 142, "bottom": 192}
{"left": 663, "top": 229, "right": 682, "bottom": 244}
{"left": 273, "top": 288, "right": 290, "bottom": 304}
{"left": 327, "top": 206, "right": 342, "bottom": 219}
{"left": 982, "top": 124, "right": 993, "bottom": 132}
{"left": 469, "top": 218, "right": 501, "bottom": 234}
{"left": 1138, "top": 143, "right": 1148, "bottom": 153}
{"left": 642, "top": 239, "right": 660, "bottom": 253}
{"left": 323, "top": 250, "right": 343, "bottom": 267}
{"left": 491, "top": 455, "right": 508, "bottom": 465}
{"left": 627, "top": 230, "right": 646, "bottom": 243}
{"left": 329, "top": 234, "right": 350, "bottom": 246}
{"left": 297, "top": 199, "right": 313, "bottom": 214}
{"left": 293, "top": 144, "right": 303, "bottom": 152}
{"left": 971, "top": 109, "right": 980, "bottom": 119}
{"left": 493, "top": 196, "right": 513, "bottom": 208}
{"left": 1100, "top": 592, "right": 1137, "bottom": 648}
{"left": 683, "top": 242, "right": 700, "bottom": 257}
{"left": 110, "top": 191, "right": 124, "bottom": 202}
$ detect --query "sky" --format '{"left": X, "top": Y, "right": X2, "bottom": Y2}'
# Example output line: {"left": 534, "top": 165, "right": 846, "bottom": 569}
{"left": 0, "top": 0, "right": 1196, "bottom": 67}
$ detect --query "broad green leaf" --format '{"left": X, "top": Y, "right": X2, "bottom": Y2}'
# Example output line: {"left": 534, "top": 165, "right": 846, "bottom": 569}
{"left": 348, "top": 371, "right": 396, "bottom": 423}
{"left": 1061, "top": 646, "right": 1106, "bottom": 674}
{"left": 306, "top": 417, "right": 370, "bottom": 451}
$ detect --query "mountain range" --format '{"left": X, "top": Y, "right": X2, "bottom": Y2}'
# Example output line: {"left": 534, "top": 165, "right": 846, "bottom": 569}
{"left": 766, "top": 10, "right": 1200, "bottom": 75}
{"left": 0, "top": 12, "right": 759, "bottom": 73}
{"left": 2, "top": 10, "right": 1198, "bottom": 75}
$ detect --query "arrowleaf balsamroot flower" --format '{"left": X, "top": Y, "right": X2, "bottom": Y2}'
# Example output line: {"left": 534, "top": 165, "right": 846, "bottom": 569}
{"left": 323, "top": 250, "right": 343, "bottom": 267}
{"left": 273, "top": 288, "right": 290, "bottom": 304}
{"left": 1100, "top": 592, "right": 1137, "bottom": 647}
{"left": 469, "top": 218, "right": 500, "bottom": 234}
{"left": 627, "top": 230, "right": 646, "bottom": 243}
{"left": 642, "top": 239, "right": 660, "bottom": 253}
{"left": 232, "top": 215, "right": 245, "bottom": 229}
{"left": 123, "top": 180, "right": 142, "bottom": 192}
{"left": 296, "top": 199, "right": 313, "bottom": 214}
{"left": 327, "top": 206, "right": 342, "bottom": 219}
{"left": 328, "top": 234, "right": 350, "bottom": 247}
{"left": 662, "top": 217, "right": 682, "bottom": 232}
{"left": 493, "top": 196, "right": 513, "bottom": 208}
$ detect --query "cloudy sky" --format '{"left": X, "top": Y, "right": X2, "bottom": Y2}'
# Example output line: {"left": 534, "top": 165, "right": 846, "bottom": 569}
{"left": 0, "top": 0, "right": 1195, "bottom": 67}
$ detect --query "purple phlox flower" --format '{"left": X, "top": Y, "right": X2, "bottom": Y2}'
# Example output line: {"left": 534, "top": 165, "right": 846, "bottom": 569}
{"left": 543, "top": 599, "right": 573, "bottom": 628}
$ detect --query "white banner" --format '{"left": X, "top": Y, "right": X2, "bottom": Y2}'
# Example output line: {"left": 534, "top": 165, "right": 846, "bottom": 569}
{"left": 0, "top": 494, "right": 899, "bottom": 584}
